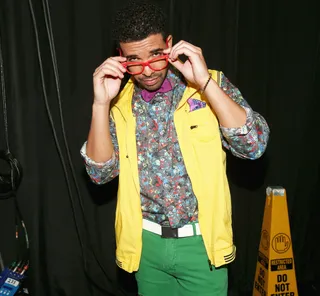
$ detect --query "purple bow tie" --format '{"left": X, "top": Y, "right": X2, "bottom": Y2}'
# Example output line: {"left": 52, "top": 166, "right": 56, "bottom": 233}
{"left": 140, "top": 79, "right": 172, "bottom": 102}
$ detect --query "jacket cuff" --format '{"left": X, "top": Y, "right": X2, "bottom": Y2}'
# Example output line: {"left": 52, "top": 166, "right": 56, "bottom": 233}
{"left": 220, "top": 106, "right": 254, "bottom": 137}
{"left": 80, "top": 141, "right": 116, "bottom": 168}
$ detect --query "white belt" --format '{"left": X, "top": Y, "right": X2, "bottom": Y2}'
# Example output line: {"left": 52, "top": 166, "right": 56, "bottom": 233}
{"left": 142, "top": 218, "right": 201, "bottom": 238}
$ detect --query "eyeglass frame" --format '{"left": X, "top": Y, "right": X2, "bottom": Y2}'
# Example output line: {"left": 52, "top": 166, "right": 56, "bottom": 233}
{"left": 117, "top": 37, "right": 171, "bottom": 75}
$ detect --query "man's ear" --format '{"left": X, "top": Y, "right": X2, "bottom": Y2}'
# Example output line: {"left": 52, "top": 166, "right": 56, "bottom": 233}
{"left": 167, "top": 35, "right": 173, "bottom": 47}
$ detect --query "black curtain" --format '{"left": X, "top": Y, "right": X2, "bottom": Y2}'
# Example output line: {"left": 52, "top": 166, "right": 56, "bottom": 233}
{"left": 0, "top": 0, "right": 319, "bottom": 295}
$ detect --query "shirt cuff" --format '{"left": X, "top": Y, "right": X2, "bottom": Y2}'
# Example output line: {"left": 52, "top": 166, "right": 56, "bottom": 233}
{"left": 80, "top": 141, "right": 116, "bottom": 168}
{"left": 220, "top": 106, "right": 254, "bottom": 138}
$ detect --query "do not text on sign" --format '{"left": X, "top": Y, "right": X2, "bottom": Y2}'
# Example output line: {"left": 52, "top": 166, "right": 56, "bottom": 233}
{"left": 253, "top": 186, "right": 298, "bottom": 296}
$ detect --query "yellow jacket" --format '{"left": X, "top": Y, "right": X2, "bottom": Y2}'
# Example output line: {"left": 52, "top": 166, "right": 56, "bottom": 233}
{"left": 111, "top": 69, "right": 235, "bottom": 273}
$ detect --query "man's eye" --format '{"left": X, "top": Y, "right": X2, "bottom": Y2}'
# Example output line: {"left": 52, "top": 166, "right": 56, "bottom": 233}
{"left": 153, "top": 52, "right": 161, "bottom": 57}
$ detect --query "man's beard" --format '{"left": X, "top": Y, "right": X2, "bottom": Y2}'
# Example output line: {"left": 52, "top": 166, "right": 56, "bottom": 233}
{"left": 134, "top": 69, "right": 168, "bottom": 91}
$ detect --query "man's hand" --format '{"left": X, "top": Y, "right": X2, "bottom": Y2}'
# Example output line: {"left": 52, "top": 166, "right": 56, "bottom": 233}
{"left": 93, "top": 56, "right": 127, "bottom": 105}
{"left": 163, "top": 40, "right": 211, "bottom": 89}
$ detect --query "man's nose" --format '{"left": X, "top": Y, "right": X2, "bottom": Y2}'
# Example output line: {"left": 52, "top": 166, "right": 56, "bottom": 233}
{"left": 142, "top": 65, "right": 154, "bottom": 76}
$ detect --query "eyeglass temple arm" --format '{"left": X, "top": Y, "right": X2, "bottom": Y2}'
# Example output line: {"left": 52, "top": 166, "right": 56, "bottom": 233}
{"left": 117, "top": 47, "right": 123, "bottom": 57}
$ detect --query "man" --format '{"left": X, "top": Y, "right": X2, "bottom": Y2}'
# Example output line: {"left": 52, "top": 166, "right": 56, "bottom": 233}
{"left": 80, "top": 1, "right": 270, "bottom": 295}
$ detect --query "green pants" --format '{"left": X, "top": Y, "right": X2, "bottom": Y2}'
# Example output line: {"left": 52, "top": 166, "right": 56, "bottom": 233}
{"left": 135, "top": 229, "right": 228, "bottom": 296}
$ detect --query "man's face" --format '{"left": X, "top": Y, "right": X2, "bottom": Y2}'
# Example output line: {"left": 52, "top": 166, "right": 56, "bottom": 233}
{"left": 120, "top": 33, "right": 172, "bottom": 91}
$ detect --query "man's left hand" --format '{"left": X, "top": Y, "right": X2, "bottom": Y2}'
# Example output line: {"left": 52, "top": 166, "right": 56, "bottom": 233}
{"left": 163, "top": 40, "right": 211, "bottom": 89}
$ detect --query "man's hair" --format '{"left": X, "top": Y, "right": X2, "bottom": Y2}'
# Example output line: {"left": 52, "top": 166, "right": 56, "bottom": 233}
{"left": 112, "top": 0, "right": 168, "bottom": 44}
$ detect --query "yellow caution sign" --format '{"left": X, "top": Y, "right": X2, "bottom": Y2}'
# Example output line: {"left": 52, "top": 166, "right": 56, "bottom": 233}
{"left": 253, "top": 186, "right": 299, "bottom": 296}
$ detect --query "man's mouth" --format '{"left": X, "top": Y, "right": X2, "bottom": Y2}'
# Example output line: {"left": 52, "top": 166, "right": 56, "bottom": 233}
{"left": 143, "top": 77, "right": 159, "bottom": 86}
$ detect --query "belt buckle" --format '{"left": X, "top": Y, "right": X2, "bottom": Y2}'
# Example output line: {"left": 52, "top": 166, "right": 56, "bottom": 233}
{"left": 161, "top": 226, "right": 178, "bottom": 238}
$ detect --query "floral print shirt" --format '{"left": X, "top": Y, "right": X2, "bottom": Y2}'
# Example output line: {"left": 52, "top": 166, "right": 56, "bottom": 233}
{"left": 81, "top": 69, "right": 269, "bottom": 228}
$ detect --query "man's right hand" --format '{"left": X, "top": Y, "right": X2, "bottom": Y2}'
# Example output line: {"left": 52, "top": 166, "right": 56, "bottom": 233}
{"left": 93, "top": 56, "right": 127, "bottom": 105}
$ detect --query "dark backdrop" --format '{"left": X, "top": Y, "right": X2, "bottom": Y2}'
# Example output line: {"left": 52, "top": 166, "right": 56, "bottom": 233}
{"left": 0, "top": 0, "right": 319, "bottom": 295}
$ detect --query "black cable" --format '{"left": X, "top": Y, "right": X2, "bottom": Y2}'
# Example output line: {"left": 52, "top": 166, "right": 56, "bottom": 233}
{"left": 0, "top": 251, "right": 4, "bottom": 271}
{"left": 41, "top": 0, "right": 117, "bottom": 290}
{"left": 27, "top": 0, "right": 86, "bottom": 269}
{"left": 41, "top": 0, "right": 91, "bottom": 240}
{"left": 0, "top": 28, "right": 10, "bottom": 154}
{"left": 28, "top": 0, "right": 121, "bottom": 294}
{"left": 14, "top": 197, "right": 30, "bottom": 257}
{"left": 0, "top": 21, "right": 29, "bottom": 266}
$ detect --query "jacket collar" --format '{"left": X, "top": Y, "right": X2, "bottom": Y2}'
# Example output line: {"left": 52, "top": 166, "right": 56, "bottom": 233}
{"left": 113, "top": 71, "right": 201, "bottom": 116}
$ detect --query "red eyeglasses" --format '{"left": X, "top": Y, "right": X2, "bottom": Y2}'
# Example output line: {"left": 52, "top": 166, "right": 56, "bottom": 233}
{"left": 121, "top": 56, "right": 168, "bottom": 75}
{"left": 118, "top": 37, "right": 171, "bottom": 75}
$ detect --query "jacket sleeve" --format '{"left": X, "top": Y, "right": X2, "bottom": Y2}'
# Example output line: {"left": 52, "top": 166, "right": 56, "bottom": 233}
{"left": 219, "top": 72, "right": 270, "bottom": 160}
{"left": 80, "top": 118, "right": 119, "bottom": 184}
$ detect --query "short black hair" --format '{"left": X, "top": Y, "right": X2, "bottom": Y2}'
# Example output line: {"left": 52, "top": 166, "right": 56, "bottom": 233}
{"left": 112, "top": 0, "right": 168, "bottom": 44}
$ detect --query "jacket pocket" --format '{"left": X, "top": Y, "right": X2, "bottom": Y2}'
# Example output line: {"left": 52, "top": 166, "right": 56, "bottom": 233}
{"left": 188, "top": 107, "right": 219, "bottom": 142}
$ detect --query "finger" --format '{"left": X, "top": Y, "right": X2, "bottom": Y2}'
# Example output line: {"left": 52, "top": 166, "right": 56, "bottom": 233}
{"left": 164, "top": 40, "right": 184, "bottom": 57}
{"left": 169, "top": 46, "right": 202, "bottom": 64}
{"left": 163, "top": 40, "right": 198, "bottom": 58}
{"left": 110, "top": 56, "right": 127, "bottom": 62}
{"left": 93, "top": 68, "right": 120, "bottom": 83}
{"left": 94, "top": 57, "right": 127, "bottom": 74}
{"left": 95, "top": 58, "right": 127, "bottom": 74}
{"left": 94, "top": 62, "right": 125, "bottom": 78}
{"left": 101, "top": 64, "right": 124, "bottom": 79}
{"left": 170, "top": 40, "right": 184, "bottom": 49}
{"left": 162, "top": 47, "right": 172, "bottom": 54}
{"left": 93, "top": 66, "right": 124, "bottom": 81}
{"left": 171, "top": 40, "right": 201, "bottom": 53}
{"left": 107, "top": 58, "right": 127, "bottom": 72}
{"left": 94, "top": 65, "right": 120, "bottom": 78}
{"left": 170, "top": 41, "right": 201, "bottom": 60}
{"left": 101, "top": 56, "right": 127, "bottom": 64}
{"left": 170, "top": 45, "right": 198, "bottom": 62}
